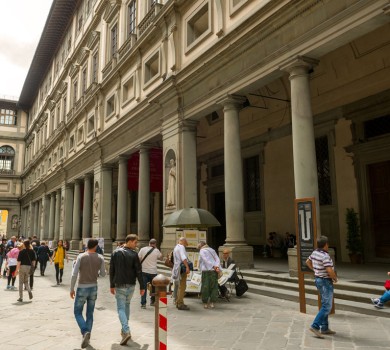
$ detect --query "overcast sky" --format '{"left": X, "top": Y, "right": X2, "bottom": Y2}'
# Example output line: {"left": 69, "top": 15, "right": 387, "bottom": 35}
{"left": 0, "top": 0, "right": 53, "bottom": 99}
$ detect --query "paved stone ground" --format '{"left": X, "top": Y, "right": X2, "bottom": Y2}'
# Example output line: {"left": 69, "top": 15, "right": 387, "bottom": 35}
{"left": 0, "top": 261, "right": 390, "bottom": 350}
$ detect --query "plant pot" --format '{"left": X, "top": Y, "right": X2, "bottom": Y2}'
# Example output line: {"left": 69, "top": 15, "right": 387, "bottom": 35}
{"left": 348, "top": 253, "right": 363, "bottom": 264}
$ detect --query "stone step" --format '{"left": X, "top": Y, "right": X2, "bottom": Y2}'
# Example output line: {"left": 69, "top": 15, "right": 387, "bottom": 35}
{"left": 68, "top": 253, "right": 387, "bottom": 317}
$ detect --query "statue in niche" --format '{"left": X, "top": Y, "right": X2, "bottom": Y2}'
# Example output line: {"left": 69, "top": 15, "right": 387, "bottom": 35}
{"left": 11, "top": 215, "right": 18, "bottom": 229}
{"left": 166, "top": 158, "right": 176, "bottom": 208}
{"left": 93, "top": 181, "right": 100, "bottom": 222}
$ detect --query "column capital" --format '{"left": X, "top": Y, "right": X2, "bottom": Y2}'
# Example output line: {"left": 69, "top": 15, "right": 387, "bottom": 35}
{"left": 83, "top": 173, "right": 93, "bottom": 180}
{"left": 279, "top": 55, "right": 319, "bottom": 75}
{"left": 216, "top": 94, "right": 246, "bottom": 110}
{"left": 118, "top": 155, "right": 129, "bottom": 164}
{"left": 135, "top": 143, "right": 153, "bottom": 152}
{"left": 178, "top": 119, "right": 198, "bottom": 132}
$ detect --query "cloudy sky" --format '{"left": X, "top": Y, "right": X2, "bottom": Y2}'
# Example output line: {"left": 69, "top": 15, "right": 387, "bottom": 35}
{"left": 0, "top": 0, "right": 53, "bottom": 99}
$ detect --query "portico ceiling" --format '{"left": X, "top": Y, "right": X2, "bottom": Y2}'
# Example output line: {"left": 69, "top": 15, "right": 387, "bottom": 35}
{"left": 18, "top": 0, "right": 79, "bottom": 109}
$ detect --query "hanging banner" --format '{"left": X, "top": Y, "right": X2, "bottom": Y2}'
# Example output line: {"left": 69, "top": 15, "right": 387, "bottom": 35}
{"left": 127, "top": 152, "right": 139, "bottom": 191}
{"left": 127, "top": 148, "right": 163, "bottom": 192}
{"left": 150, "top": 148, "right": 163, "bottom": 192}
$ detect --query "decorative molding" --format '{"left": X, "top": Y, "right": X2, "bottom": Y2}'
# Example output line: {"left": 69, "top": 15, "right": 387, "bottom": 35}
{"left": 86, "top": 30, "right": 100, "bottom": 49}
{"left": 103, "top": 0, "right": 121, "bottom": 23}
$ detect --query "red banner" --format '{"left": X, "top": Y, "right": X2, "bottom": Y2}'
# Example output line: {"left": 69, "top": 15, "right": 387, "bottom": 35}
{"left": 127, "top": 148, "right": 163, "bottom": 192}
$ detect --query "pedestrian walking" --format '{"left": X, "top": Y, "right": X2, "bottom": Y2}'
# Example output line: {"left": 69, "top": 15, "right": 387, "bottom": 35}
{"left": 306, "top": 235, "right": 338, "bottom": 338}
{"left": 52, "top": 240, "right": 69, "bottom": 285}
{"left": 5, "top": 243, "right": 22, "bottom": 290}
{"left": 70, "top": 239, "right": 106, "bottom": 349}
{"left": 16, "top": 240, "right": 36, "bottom": 302}
{"left": 198, "top": 241, "right": 221, "bottom": 309}
{"left": 138, "top": 238, "right": 163, "bottom": 309}
{"left": 37, "top": 241, "right": 52, "bottom": 276}
{"left": 109, "top": 234, "right": 144, "bottom": 346}
{"left": 172, "top": 237, "right": 191, "bottom": 310}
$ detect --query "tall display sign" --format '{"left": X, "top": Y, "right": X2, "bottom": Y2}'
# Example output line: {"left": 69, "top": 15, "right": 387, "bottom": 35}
{"left": 295, "top": 198, "right": 317, "bottom": 313}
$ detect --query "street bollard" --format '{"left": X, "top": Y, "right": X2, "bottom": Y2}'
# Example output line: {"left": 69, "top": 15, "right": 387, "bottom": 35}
{"left": 152, "top": 274, "right": 171, "bottom": 350}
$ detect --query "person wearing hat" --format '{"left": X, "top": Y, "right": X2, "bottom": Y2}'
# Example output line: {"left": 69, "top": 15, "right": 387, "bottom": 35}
{"left": 138, "top": 238, "right": 163, "bottom": 308}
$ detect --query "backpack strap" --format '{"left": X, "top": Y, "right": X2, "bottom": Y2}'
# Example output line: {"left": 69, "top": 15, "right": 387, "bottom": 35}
{"left": 140, "top": 247, "right": 155, "bottom": 264}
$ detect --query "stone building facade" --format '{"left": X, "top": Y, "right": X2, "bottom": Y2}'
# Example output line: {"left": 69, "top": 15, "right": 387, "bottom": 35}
{"left": 11, "top": 0, "right": 390, "bottom": 266}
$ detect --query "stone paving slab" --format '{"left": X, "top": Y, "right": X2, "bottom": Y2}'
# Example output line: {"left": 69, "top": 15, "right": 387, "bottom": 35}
{"left": 0, "top": 261, "right": 389, "bottom": 350}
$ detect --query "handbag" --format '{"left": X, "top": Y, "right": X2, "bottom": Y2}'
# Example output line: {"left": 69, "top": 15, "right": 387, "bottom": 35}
{"left": 27, "top": 250, "right": 35, "bottom": 276}
{"left": 235, "top": 272, "right": 248, "bottom": 297}
{"left": 180, "top": 261, "right": 193, "bottom": 274}
{"left": 384, "top": 280, "right": 390, "bottom": 290}
{"left": 164, "top": 250, "right": 174, "bottom": 269}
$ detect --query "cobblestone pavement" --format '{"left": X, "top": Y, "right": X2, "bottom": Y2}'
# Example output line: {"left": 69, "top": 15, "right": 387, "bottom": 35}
{"left": 0, "top": 261, "right": 390, "bottom": 350}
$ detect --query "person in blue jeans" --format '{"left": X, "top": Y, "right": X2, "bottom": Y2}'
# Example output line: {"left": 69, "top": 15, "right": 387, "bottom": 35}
{"left": 306, "top": 236, "right": 338, "bottom": 339}
{"left": 70, "top": 239, "right": 106, "bottom": 349}
{"left": 371, "top": 271, "right": 390, "bottom": 309}
{"left": 110, "top": 234, "right": 144, "bottom": 346}
{"left": 138, "top": 238, "right": 163, "bottom": 308}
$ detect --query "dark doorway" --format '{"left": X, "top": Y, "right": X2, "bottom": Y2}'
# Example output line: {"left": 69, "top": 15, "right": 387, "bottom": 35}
{"left": 211, "top": 192, "right": 226, "bottom": 251}
{"left": 368, "top": 161, "right": 390, "bottom": 258}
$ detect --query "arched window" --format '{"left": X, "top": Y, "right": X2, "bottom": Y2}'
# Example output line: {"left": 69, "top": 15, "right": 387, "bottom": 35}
{"left": 0, "top": 146, "right": 15, "bottom": 173}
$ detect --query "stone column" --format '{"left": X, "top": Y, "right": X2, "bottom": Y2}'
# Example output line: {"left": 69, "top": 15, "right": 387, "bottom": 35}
{"left": 64, "top": 184, "right": 74, "bottom": 242}
{"left": 30, "top": 202, "right": 36, "bottom": 237}
{"left": 36, "top": 200, "right": 41, "bottom": 239}
{"left": 100, "top": 166, "right": 113, "bottom": 252}
{"left": 54, "top": 189, "right": 61, "bottom": 242}
{"left": 137, "top": 146, "right": 150, "bottom": 247}
{"left": 48, "top": 193, "right": 55, "bottom": 241}
{"left": 71, "top": 180, "right": 82, "bottom": 249}
{"left": 43, "top": 195, "right": 50, "bottom": 240}
{"left": 219, "top": 95, "right": 253, "bottom": 268}
{"left": 116, "top": 157, "right": 128, "bottom": 243}
{"left": 82, "top": 175, "right": 92, "bottom": 240}
{"left": 281, "top": 56, "right": 321, "bottom": 234}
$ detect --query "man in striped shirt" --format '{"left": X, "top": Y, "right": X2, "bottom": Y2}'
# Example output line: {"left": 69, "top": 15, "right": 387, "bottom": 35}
{"left": 306, "top": 235, "right": 338, "bottom": 339}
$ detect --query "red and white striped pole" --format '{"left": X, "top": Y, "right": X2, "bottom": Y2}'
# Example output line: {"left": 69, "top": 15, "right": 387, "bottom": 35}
{"left": 152, "top": 274, "right": 170, "bottom": 350}
{"left": 158, "top": 295, "right": 168, "bottom": 350}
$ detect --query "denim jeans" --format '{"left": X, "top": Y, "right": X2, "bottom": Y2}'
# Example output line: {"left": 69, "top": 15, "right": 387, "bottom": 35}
{"left": 312, "top": 277, "right": 333, "bottom": 331}
{"left": 141, "top": 273, "right": 156, "bottom": 306}
{"left": 74, "top": 286, "right": 98, "bottom": 335}
{"left": 115, "top": 285, "right": 135, "bottom": 334}
{"left": 379, "top": 289, "right": 390, "bottom": 304}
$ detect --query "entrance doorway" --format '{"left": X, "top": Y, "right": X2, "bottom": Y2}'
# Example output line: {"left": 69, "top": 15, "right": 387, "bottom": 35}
{"left": 211, "top": 192, "right": 226, "bottom": 250}
{"left": 368, "top": 160, "right": 390, "bottom": 258}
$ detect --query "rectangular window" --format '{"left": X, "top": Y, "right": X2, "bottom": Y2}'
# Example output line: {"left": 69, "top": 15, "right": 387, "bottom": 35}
{"left": 87, "top": 115, "right": 95, "bottom": 134}
{"left": 128, "top": 0, "right": 137, "bottom": 36}
{"left": 187, "top": 2, "right": 209, "bottom": 47}
{"left": 92, "top": 52, "right": 99, "bottom": 83}
{"left": 73, "top": 80, "right": 78, "bottom": 104}
{"left": 244, "top": 156, "right": 261, "bottom": 212}
{"left": 82, "top": 66, "right": 87, "bottom": 94}
{"left": 144, "top": 51, "right": 159, "bottom": 84}
{"left": 69, "top": 135, "right": 75, "bottom": 150}
{"left": 111, "top": 24, "right": 118, "bottom": 57}
{"left": 63, "top": 96, "right": 67, "bottom": 119}
{"left": 315, "top": 136, "right": 332, "bottom": 205}
{"left": 106, "top": 95, "right": 115, "bottom": 117}
{"left": 122, "top": 76, "right": 134, "bottom": 103}
{"left": 0, "top": 109, "right": 17, "bottom": 125}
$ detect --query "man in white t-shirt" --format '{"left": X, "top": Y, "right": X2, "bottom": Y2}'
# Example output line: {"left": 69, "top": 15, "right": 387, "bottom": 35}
{"left": 138, "top": 239, "right": 163, "bottom": 308}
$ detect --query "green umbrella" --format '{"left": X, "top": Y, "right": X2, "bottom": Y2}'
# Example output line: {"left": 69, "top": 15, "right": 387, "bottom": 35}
{"left": 162, "top": 207, "right": 221, "bottom": 229}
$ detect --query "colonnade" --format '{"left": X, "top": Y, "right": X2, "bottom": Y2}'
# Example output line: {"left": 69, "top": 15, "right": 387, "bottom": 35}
{"left": 20, "top": 56, "right": 320, "bottom": 266}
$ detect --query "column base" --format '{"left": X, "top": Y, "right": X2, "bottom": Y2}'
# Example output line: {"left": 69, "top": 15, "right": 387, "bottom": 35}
{"left": 70, "top": 240, "right": 82, "bottom": 250}
{"left": 218, "top": 244, "right": 254, "bottom": 269}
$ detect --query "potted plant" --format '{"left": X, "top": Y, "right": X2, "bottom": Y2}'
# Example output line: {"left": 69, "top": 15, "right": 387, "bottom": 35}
{"left": 346, "top": 208, "right": 363, "bottom": 263}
